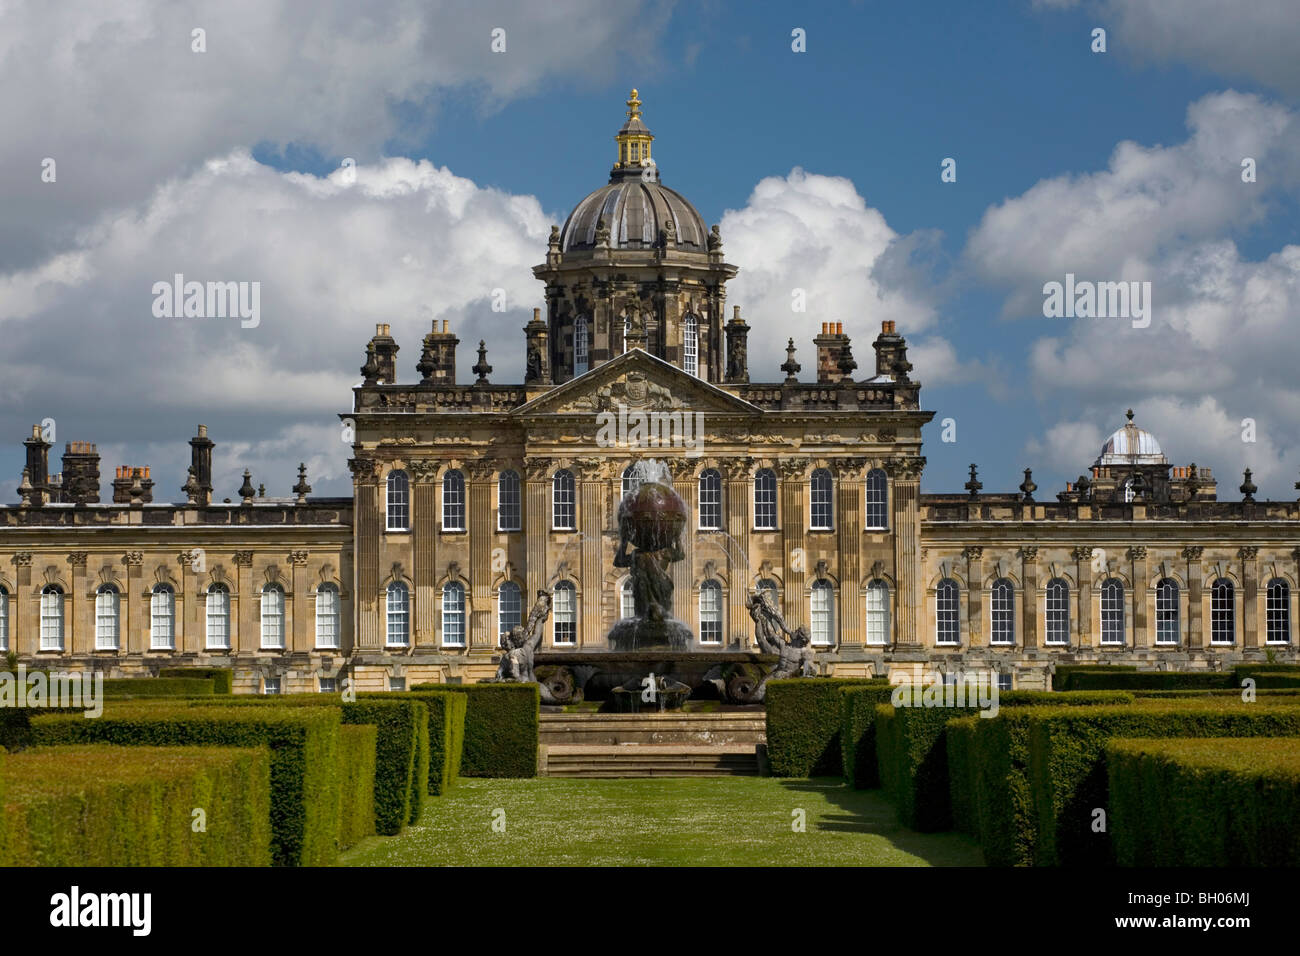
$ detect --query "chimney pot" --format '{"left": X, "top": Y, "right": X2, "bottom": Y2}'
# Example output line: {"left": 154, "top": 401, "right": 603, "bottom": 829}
{"left": 197, "top": 424, "right": 207, "bottom": 438}
{"left": 442, "top": 319, "right": 448, "bottom": 333}
{"left": 836, "top": 322, "right": 843, "bottom": 334}
{"left": 533, "top": 308, "right": 541, "bottom": 322}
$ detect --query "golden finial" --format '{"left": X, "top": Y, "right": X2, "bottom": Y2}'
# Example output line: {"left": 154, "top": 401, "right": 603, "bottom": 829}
{"left": 626, "top": 88, "right": 642, "bottom": 120}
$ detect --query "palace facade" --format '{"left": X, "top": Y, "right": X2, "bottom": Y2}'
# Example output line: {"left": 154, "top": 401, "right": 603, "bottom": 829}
{"left": 2, "top": 92, "right": 1295, "bottom": 693}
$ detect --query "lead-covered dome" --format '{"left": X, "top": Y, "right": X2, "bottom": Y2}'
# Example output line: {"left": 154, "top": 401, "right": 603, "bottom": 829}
{"left": 557, "top": 88, "right": 710, "bottom": 254}
{"left": 1099, "top": 409, "right": 1166, "bottom": 465}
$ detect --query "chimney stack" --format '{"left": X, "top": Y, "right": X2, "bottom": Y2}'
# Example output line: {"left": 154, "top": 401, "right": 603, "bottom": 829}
{"left": 112, "top": 466, "right": 154, "bottom": 504}
{"left": 189, "top": 424, "right": 214, "bottom": 506}
{"left": 872, "top": 320, "right": 911, "bottom": 383}
{"left": 813, "top": 322, "right": 853, "bottom": 384}
{"left": 368, "top": 323, "right": 400, "bottom": 384}
{"left": 60, "top": 441, "right": 101, "bottom": 504}
{"left": 417, "top": 319, "right": 459, "bottom": 385}
{"left": 523, "top": 307, "right": 552, "bottom": 385}
{"left": 22, "top": 423, "right": 51, "bottom": 507}
{"left": 724, "top": 304, "right": 750, "bottom": 384}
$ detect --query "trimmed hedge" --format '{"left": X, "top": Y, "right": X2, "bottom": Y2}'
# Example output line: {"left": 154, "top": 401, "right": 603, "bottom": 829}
{"left": 839, "top": 683, "right": 899, "bottom": 788}
{"left": 188, "top": 695, "right": 427, "bottom": 835}
{"left": 1051, "top": 664, "right": 1137, "bottom": 691}
{"left": 412, "top": 683, "right": 538, "bottom": 778}
{"left": 0, "top": 745, "right": 272, "bottom": 866}
{"left": 879, "top": 690, "right": 1135, "bottom": 833}
{"left": 338, "top": 725, "right": 377, "bottom": 849}
{"left": 159, "top": 667, "right": 234, "bottom": 694}
{"left": 361, "top": 691, "right": 466, "bottom": 795}
{"left": 1133, "top": 687, "right": 1300, "bottom": 700}
{"left": 1057, "top": 670, "right": 1231, "bottom": 692}
{"left": 1107, "top": 737, "right": 1300, "bottom": 866}
{"left": 765, "top": 678, "right": 888, "bottom": 777}
{"left": 28, "top": 705, "right": 339, "bottom": 866}
{"left": 1029, "top": 700, "right": 1300, "bottom": 866}
{"left": 102, "top": 677, "right": 215, "bottom": 698}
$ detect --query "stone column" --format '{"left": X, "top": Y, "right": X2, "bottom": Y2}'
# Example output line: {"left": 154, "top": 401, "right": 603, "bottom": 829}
{"left": 124, "top": 551, "right": 144, "bottom": 655}
{"left": 411, "top": 460, "right": 439, "bottom": 647}
{"left": 837, "top": 459, "right": 866, "bottom": 647}
{"left": 1184, "top": 547, "right": 1204, "bottom": 649}
{"left": 671, "top": 461, "right": 697, "bottom": 633}
{"left": 888, "top": 458, "right": 924, "bottom": 646}
{"left": 1019, "top": 547, "right": 1039, "bottom": 649}
{"left": 1128, "top": 547, "right": 1149, "bottom": 649}
{"left": 232, "top": 551, "right": 254, "bottom": 653}
{"left": 178, "top": 551, "right": 199, "bottom": 654}
{"left": 964, "top": 547, "right": 984, "bottom": 647}
{"left": 289, "top": 551, "right": 309, "bottom": 652}
{"left": 779, "top": 458, "right": 809, "bottom": 632}
{"left": 1241, "top": 546, "right": 1259, "bottom": 649}
{"left": 468, "top": 462, "right": 496, "bottom": 650}
{"left": 351, "top": 457, "right": 382, "bottom": 650}
{"left": 14, "top": 554, "right": 33, "bottom": 656}
{"left": 723, "top": 461, "right": 752, "bottom": 645}
{"left": 1072, "top": 546, "right": 1094, "bottom": 649}
{"left": 524, "top": 462, "right": 552, "bottom": 611}
{"left": 67, "top": 553, "right": 87, "bottom": 655}
{"left": 576, "top": 458, "right": 604, "bottom": 648}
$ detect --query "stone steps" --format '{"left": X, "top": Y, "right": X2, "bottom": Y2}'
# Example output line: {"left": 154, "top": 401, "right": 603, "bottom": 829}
{"left": 541, "top": 744, "right": 762, "bottom": 777}
{"left": 539, "top": 711, "right": 767, "bottom": 747}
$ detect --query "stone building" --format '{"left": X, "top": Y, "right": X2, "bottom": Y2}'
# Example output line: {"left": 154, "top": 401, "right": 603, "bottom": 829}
{"left": 0, "top": 91, "right": 1294, "bottom": 692}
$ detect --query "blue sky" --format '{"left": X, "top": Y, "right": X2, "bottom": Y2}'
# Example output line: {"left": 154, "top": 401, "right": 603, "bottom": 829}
{"left": 3, "top": 0, "right": 1300, "bottom": 500}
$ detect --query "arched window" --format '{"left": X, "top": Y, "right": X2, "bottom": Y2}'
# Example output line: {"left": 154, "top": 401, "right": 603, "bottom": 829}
{"left": 620, "top": 577, "right": 635, "bottom": 620}
{"left": 1211, "top": 578, "right": 1235, "bottom": 644}
{"left": 682, "top": 313, "right": 698, "bottom": 376}
{"left": 1045, "top": 578, "right": 1070, "bottom": 645}
{"left": 936, "top": 578, "right": 959, "bottom": 645}
{"left": 753, "top": 468, "right": 777, "bottom": 530}
{"left": 1100, "top": 578, "right": 1124, "bottom": 646}
{"left": 1155, "top": 578, "right": 1179, "bottom": 645}
{"left": 0, "top": 586, "right": 8, "bottom": 652}
{"left": 698, "top": 469, "right": 722, "bottom": 530}
{"left": 151, "top": 584, "right": 175, "bottom": 650}
{"left": 990, "top": 578, "right": 1014, "bottom": 645}
{"left": 316, "top": 584, "right": 340, "bottom": 649}
{"left": 40, "top": 585, "right": 64, "bottom": 651}
{"left": 442, "top": 469, "right": 465, "bottom": 531}
{"left": 498, "top": 470, "right": 521, "bottom": 531}
{"left": 810, "top": 468, "right": 833, "bottom": 530}
{"left": 699, "top": 580, "right": 723, "bottom": 644}
{"left": 552, "top": 470, "right": 576, "bottom": 530}
{"left": 622, "top": 464, "right": 641, "bottom": 500}
{"left": 436, "top": 582, "right": 458, "bottom": 647}
{"left": 498, "top": 581, "right": 521, "bottom": 646}
{"left": 95, "top": 585, "right": 120, "bottom": 651}
{"left": 206, "top": 584, "right": 230, "bottom": 650}
{"left": 1267, "top": 578, "right": 1291, "bottom": 644}
{"left": 865, "top": 580, "right": 889, "bottom": 646}
{"left": 810, "top": 580, "right": 834, "bottom": 646}
{"left": 865, "top": 469, "right": 888, "bottom": 530}
{"left": 386, "top": 470, "right": 409, "bottom": 532}
{"left": 574, "top": 316, "right": 589, "bottom": 376}
{"left": 553, "top": 581, "right": 576, "bottom": 645}
{"left": 261, "top": 584, "right": 285, "bottom": 649}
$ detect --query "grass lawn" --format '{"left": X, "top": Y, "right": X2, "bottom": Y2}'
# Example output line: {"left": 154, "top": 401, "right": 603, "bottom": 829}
{"left": 338, "top": 777, "right": 985, "bottom": 867}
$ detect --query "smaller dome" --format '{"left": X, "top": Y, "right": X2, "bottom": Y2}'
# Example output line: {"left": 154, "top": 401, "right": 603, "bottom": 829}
{"left": 1099, "top": 410, "right": 1166, "bottom": 465}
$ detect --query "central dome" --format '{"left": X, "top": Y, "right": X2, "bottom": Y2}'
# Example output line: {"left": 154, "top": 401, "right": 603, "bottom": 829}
{"left": 1098, "top": 409, "right": 1166, "bottom": 465}
{"left": 557, "top": 88, "right": 709, "bottom": 254}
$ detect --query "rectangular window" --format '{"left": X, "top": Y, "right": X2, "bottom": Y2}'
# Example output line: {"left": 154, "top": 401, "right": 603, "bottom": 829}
{"left": 1100, "top": 583, "right": 1124, "bottom": 646}
{"left": 263, "top": 677, "right": 281, "bottom": 696}
{"left": 997, "top": 672, "right": 1013, "bottom": 691}
{"left": 1267, "top": 581, "right": 1291, "bottom": 644}
{"left": 388, "top": 676, "right": 406, "bottom": 692}
{"left": 316, "top": 587, "right": 340, "bottom": 649}
{"left": 498, "top": 472, "right": 521, "bottom": 531}
{"left": 865, "top": 584, "right": 889, "bottom": 646}
{"left": 990, "top": 583, "right": 1014, "bottom": 646}
{"left": 151, "top": 589, "right": 175, "bottom": 650}
{"left": 698, "top": 474, "right": 722, "bottom": 530}
{"left": 319, "top": 677, "right": 337, "bottom": 693}
{"left": 699, "top": 585, "right": 722, "bottom": 645}
{"left": 40, "top": 591, "right": 63, "bottom": 651}
{"left": 754, "top": 472, "right": 777, "bottom": 530}
{"left": 553, "top": 586, "right": 576, "bottom": 645}
{"left": 1156, "top": 583, "right": 1179, "bottom": 645}
{"left": 1045, "top": 583, "right": 1070, "bottom": 646}
{"left": 810, "top": 584, "right": 833, "bottom": 646}
{"left": 207, "top": 589, "right": 230, "bottom": 650}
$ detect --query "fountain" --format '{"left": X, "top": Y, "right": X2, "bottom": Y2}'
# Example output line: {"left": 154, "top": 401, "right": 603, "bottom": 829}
{"left": 490, "top": 458, "right": 816, "bottom": 710}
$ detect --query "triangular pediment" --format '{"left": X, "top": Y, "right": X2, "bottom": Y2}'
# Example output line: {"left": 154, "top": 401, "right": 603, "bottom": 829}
{"left": 513, "top": 349, "right": 762, "bottom": 418}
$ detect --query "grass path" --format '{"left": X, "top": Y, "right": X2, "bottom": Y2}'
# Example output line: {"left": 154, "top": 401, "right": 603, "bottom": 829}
{"left": 339, "top": 777, "right": 984, "bottom": 867}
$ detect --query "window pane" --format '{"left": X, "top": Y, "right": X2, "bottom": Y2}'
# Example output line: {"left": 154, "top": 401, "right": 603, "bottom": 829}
{"left": 1100, "top": 579, "right": 1124, "bottom": 646}
{"left": 1156, "top": 579, "right": 1179, "bottom": 645}
{"left": 386, "top": 470, "right": 409, "bottom": 531}
{"left": 437, "top": 583, "right": 459, "bottom": 647}
{"left": 683, "top": 313, "right": 698, "bottom": 376}
{"left": 41, "top": 587, "right": 64, "bottom": 651}
{"left": 990, "top": 579, "right": 1014, "bottom": 645}
{"left": 698, "top": 470, "right": 722, "bottom": 530}
{"left": 810, "top": 581, "right": 833, "bottom": 646}
{"left": 443, "top": 470, "right": 465, "bottom": 531}
{"left": 620, "top": 579, "right": 635, "bottom": 620}
{"left": 699, "top": 581, "right": 722, "bottom": 644}
{"left": 498, "top": 582, "right": 521, "bottom": 645}
{"left": 1267, "top": 579, "right": 1290, "bottom": 644}
{"left": 866, "top": 581, "right": 889, "bottom": 646}
{"left": 574, "top": 316, "right": 589, "bottom": 376}
{"left": 498, "top": 470, "right": 521, "bottom": 531}
{"left": 754, "top": 469, "right": 776, "bottom": 529}
{"left": 553, "top": 582, "right": 576, "bottom": 644}
{"left": 316, "top": 585, "right": 339, "bottom": 648}
{"left": 865, "top": 469, "right": 888, "bottom": 530}
{"left": 151, "top": 585, "right": 175, "bottom": 650}
{"left": 207, "top": 585, "right": 230, "bottom": 649}
{"left": 1211, "top": 579, "right": 1234, "bottom": 644}
{"left": 0, "top": 588, "right": 8, "bottom": 652}
{"left": 810, "top": 469, "right": 833, "bottom": 530}
{"left": 1045, "top": 579, "right": 1069, "bottom": 645}
{"left": 96, "top": 587, "right": 119, "bottom": 650}
{"left": 261, "top": 586, "right": 285, "bottom": 648}
{"left": 553, "top": 471, "right": 575, "bottom": 529}
{"left": 936, "top": 579, "right": 959, "bottom": 645}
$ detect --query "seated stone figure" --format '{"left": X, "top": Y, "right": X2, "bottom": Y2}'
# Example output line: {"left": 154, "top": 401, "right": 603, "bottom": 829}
{"left": 741, "top": 590, "right": 817, "bottom": 702}
{"left": 487, "top": 589, "right": 551, "bottom": 684}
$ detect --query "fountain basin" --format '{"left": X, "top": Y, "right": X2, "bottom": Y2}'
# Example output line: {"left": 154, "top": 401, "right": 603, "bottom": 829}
{"left": 533, "top": 651, "right": 778, "bottom": 706}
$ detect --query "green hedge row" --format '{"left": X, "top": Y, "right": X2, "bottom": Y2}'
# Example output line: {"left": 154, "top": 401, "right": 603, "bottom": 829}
{"left": 412, "top": 683, "right": 538, "bottom": 778}
{"left": 1029, "top": 700, "right": 1300, "bottom": 865}
{"left": 361, "top": 691, "right": 466, "bottom": 795}
{"left": 878, "top": 690, "right": 1134, "bottom": 832}
{"left": 765, "top": 678, "right": 888, "bottom": 777}
{"left": 1051, "top": 664, "right": 1137, "bottom": 691}
{"left": 1057, "top": 670, "right": 1231, "bottom": 691}
{"left": 102, "top": 677, "right": 216, "bottom": 698}
{"left": 1107, "top": 737, "right": 1300, "bottom": 866}
{"left": 1133, "top": 687, "right": 1300, "bottom": 700}
{"left": 0, "top": 744, "right": 272, "bottom": 866}
{"left": 29, "top": 705, "right": 339, "bottom": 866}
{"left": 338, "top": 725, "right": 377, "bottom": 850}
{"left": 188, "top": 695, "right": 427, "bottom": 835}
{"left": 159, "top": 667, "right": 234, "bottom": 694}
{"left": 839, "top": 683, "right": 899, "bottom": 788}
